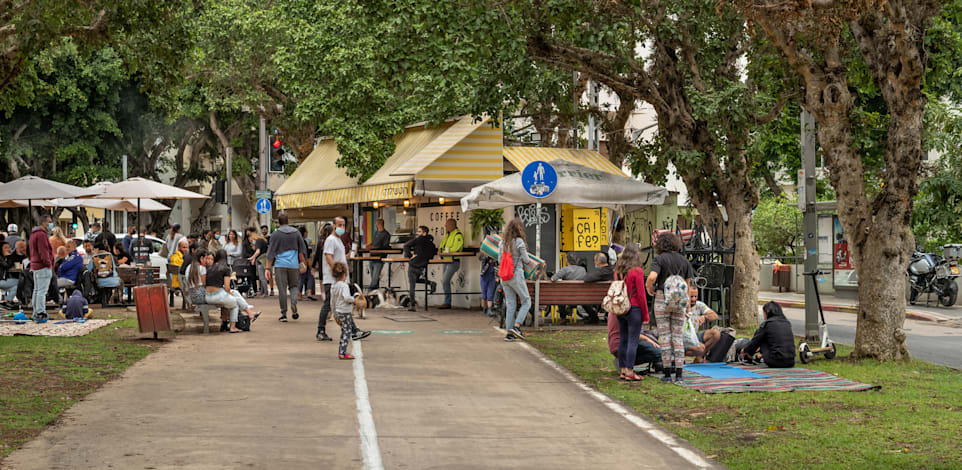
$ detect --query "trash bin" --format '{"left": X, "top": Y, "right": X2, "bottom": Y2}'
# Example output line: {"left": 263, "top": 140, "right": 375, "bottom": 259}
{"left": 772, "top": 264, "right": 792, "bottom": 292}
{"left": 133, "top": 284, "right": 171, "bottom": 339}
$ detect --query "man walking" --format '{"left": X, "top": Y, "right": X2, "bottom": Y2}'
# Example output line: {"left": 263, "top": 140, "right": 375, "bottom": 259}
{"left": 265, "top": 213, "right": 307, "bottom": 322}
{"left": 29, "top": 214, "right": 55, "bottom": 320}
{"left": 437, "top": 218, "right": 463, "bottom": 309}
{"left": 364, "top": 218, "right": 391, "bottom": 291}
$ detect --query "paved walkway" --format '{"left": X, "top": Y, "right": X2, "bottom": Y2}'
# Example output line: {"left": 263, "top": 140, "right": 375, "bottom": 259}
{"left": 2, "top": 301, "right": 719, "bottom": 469}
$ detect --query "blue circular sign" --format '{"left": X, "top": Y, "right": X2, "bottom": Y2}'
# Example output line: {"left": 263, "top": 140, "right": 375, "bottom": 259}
{"left": 255, "top": 198, "right": 272, "bottom": 214}
{"left": 521, "top": 161, "right": 558, "bottom": 198}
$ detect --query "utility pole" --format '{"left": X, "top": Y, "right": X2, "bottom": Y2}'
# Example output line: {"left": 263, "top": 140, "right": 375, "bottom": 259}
{"left": 800, "top": 110, "right": 819, "bottom": 341}
{"left": 259, "top": 115, "right": 268, "bottom": 229}
{"left": 587, "top": 80, "right": 599, "bottom": 151}
{"left": 572, "top": 71, "right": 579, "bottom": 148}
{"left": 122, "top": 155, "right": 127, "bottom": 233}
{"left": 226, "top": 147, "right": 233, "bottom": 231}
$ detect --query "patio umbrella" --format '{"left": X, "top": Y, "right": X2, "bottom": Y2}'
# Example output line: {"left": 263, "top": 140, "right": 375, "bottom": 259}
{"left": 460, "top": 159, "right": 668, "bottom": 211}
{"left": 50, "top": 197, "right": 170, "bottom": 212}
{"left": 88, "top": 177, "right": 208, "bottom": 233}
{"left": 0, "top": 176, "right": 97, "bottom": 224}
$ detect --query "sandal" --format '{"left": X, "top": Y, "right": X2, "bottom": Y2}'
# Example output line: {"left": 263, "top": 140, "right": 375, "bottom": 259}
{"left": 338, "top": 354, "right": 355, "bottom": 360}
{"left": 625, "top": 372, "right": 644, "bottom": 381}
{"left": 251, "top": 312, "right": 262, "bottom": 322}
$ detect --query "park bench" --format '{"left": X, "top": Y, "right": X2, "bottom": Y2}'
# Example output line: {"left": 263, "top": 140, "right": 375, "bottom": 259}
{"left": 526, "top": 280, "right": 613, "bottom": 324}
{"left": 194, "top": 301, "right": 228, "bottom": 335}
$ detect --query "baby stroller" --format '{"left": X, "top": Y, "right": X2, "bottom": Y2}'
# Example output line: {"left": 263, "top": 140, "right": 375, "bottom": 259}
{"left": 232, "top": 263, "right": 254, "bottom": 296}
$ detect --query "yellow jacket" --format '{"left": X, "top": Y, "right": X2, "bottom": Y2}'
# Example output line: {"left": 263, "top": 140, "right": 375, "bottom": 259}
{"left": 170, "top": 250, "right": 184, "bottom": 288}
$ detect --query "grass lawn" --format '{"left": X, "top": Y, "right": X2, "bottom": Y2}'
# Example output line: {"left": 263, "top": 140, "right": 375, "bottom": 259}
{"left": 527, "top": 329, "right": 962, "bottom": 470}
{"left": 0, "top": 311, "right": 161, "bottom": 458}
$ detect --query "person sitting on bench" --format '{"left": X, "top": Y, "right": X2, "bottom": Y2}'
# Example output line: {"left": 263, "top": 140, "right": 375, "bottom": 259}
{"left": 740, "top": 301, "right": 795, "bottom": 368}
{"left": 684, "top": 285, "right": 720, "bottom": 363}
{"left": 580, "top": 252, "right": 613, "bottom": 324}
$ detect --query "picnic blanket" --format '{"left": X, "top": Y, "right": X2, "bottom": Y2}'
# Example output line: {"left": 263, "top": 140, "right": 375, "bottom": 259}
{"left": 0, "top": 319, "right": 117, "bottom": 337}
{"left": 684, "top": 362, "right": 765, "bottom": 379}
{"left": 678, "top": 363, "right": 881, "bottom": 393}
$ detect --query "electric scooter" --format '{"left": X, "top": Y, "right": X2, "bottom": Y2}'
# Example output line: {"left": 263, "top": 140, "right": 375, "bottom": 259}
{"left": 797, "top": 270, "right": 837, "bottom": 363}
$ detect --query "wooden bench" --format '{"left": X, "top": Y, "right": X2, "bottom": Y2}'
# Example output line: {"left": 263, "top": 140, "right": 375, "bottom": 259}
{"left": 526, "top": 280, "right": 613, "bottom": 307}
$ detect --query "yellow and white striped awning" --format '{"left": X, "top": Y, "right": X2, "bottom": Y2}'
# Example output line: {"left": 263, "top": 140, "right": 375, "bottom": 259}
{"left": 502, "top": 147, "right": 625, "bottom": 175}
{"left": 277, "top": 181, "right": 412, "bottom": 210}
{"left": 392, "top": 115, "right": 491, "bottom": 176}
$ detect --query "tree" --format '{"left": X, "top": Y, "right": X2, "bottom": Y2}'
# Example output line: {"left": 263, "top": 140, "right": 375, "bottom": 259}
{"left": 731, "top": 0, "right": 945, "bottom": 360}
{"left": 752, "top": 196, "right": 801, "bottom": 260}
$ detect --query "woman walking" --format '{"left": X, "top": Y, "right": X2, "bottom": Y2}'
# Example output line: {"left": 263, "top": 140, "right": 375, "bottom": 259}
{"left": 613, "top": 244, "right": 648, "bottom": 381}
{"left": 499, "top": 218, "right": 530, "bottom": 342}
{"left": 223, "top": 230, "right": 243, "bottom": 268}
{"left": 645, "top": 232, "right": 694, "bottom": 383}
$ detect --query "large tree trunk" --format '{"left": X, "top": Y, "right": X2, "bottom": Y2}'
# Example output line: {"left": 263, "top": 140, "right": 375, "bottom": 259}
{"left": 233, "top": 173, "right": 260, "bottom": 229}
{"left": 724, "top": 195, "right": 760, "bottom": 329}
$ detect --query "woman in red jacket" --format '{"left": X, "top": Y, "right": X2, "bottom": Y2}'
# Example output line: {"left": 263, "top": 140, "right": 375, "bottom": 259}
{"left": 613, "top": 244, "right": 649, "bottom": 381}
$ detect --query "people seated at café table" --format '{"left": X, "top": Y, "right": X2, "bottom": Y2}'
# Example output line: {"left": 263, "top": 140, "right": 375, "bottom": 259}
{"left": 580, "top": 252, "right": 614, "bottom": 324}
{"left": 0, "top": 241, "right": 21, "bottom": 306}
{"left": 112, "top": 242, "right": 131, "bottom": 266}
{"left": 57, "top": 240, "right": 85, "bottom": 290}
{"left": 88, "top": 236, "right": 121, "bottom": 291}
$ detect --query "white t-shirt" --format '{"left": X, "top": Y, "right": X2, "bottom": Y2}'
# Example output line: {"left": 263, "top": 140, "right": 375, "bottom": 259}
{"left": 322, "top": 234, "right": 348, "bottom": 285}
{"left": 184, "top": 264, "right": 207, "bottom": 290}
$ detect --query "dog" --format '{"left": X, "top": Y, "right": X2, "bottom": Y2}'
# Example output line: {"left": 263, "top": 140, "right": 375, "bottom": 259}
{"left": 353, "top": 283, "right": 368, "bottom": 319}
{"left": 372, "top": 287, "right": 403, "bottom": 309}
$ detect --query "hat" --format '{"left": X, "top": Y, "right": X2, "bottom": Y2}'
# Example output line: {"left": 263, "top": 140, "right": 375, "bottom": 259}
{"left": 7, "top": 223, "right": 17, "bottom": 233}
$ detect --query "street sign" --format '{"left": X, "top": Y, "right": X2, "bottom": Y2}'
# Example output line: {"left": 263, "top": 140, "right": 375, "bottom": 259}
{"left": 255, "top": 189, "right": 273, "bottom": 200}
{"left": 521, "top": 161, "right": 557, "bottom": 198}
{"left": 255, "top": 198, "right": 272, "bottom": 214}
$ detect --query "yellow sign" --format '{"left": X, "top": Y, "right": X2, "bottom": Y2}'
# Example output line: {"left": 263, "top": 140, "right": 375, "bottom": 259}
{"left": 573, "top": 208, "right": 602, "bottom": 251}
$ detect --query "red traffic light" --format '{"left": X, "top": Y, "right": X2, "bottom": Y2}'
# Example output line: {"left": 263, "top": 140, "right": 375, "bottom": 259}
{"left": 272, "top": 139, "right": 282, "bottom": 148}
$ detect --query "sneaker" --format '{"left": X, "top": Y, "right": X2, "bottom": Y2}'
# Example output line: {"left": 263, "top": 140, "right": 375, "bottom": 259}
{"left": 316, "top": 331, "right": 332, "bottom": 341}
{"left": 292, "top": 312, "right": 299, "bottom": 320}
{"left": 510, "top": 326, "right": 524, "bottom": 339}
{"left": 438, "top": 304, "right": 451, "bottom": 310}
{"left": 504, "top": 333, "right": 517, "bottom": 342}
{"left": 352, "top": 330, "right": 372, "bottom": 341}
{"left": 278, "top": 316, "right": 288, "bottom": 323}
{"left": 338, "top": 354, "right": 355, "bottom": 360}
{"left": 407, "top": 306, "right": 417, "bottom": 312}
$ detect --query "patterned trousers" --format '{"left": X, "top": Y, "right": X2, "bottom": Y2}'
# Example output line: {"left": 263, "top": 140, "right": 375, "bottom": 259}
{"left": 334, "top": 311, "right": 357, "bottom": 356}
{"left": 654, "top": 292, "right": 686, "bottom": 369}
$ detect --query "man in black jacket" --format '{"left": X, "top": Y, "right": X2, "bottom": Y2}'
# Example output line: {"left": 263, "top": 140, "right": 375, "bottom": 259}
{"left": 403, "top": 226, "right": 436, "bottom": 311}
{"left": 741, "top": 301, "right": 796, "bottom": 368}
{"left": 581, "top": 252, "right": 614, "bottom": 324}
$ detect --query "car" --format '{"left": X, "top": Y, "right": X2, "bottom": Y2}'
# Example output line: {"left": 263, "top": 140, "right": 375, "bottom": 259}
{"left": 71, "top": 234, "right": 170, "bottom": 279}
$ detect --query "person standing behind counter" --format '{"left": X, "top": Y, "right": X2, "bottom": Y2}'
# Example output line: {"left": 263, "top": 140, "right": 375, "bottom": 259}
{"left": 437, "top": 218, "right": 463, "bottom": 309}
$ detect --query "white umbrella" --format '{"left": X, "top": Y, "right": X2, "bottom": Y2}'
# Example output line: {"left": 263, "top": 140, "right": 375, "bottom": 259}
{"left": 0, "top": 176, "right": 96, "bottom": 224}
{"left": 51, "top": 197, "right": 170, "bottom": 212}
{"left": 88, "top": 177, "right": 208, "bottom": 233}
{"left": 460, "top": 159, "right": 668, "bottom": 211}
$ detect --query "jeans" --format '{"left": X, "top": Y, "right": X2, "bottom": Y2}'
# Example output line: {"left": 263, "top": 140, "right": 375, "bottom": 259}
{"left": 206, "top": 289, "right": 239, "bottom": 322}
{"left": 57, "top": 278, "right": 76, "bottom": 289}
{"left": 617, "top": 306, "right": 643, "bottom": 369}
{"left": 368, "top": 260, "right": 384, "bottom": 291}
{"left": 318, "top": 283, "right": 332, "bottom": 333}
{"left": 230, "top": 289, "right": 250, "bottom": 314}
{"left": 441, "top": 259, "right": 459, "bottom": 305}
{"left": 256, "top": 261, "right": 267, "bottom": 294}
{"left": 636, "top": 341, "right": 663, "bottom": 370}
{"left": 408, "top": 266, "right": 424, "bottom": 308}
{"left": 0, "top": 278, "right": 18, "bottom": 301}
{"left": 501, "top": 272, "right": 530, "bottom": 328}
{"left": 31, "top": 268, "right": 52, "bottom": 314}
{"left": 301, "top": 270, "right": 315, "bottom": 295}
{"left": 274, "top": 267, "right": 300, "bottom": 316}
{"left": 480, "top": 272, "right": 496, "bottom": 301}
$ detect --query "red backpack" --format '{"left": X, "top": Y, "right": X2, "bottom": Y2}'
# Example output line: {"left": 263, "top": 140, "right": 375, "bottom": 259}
{"left": 498, "top": 244, "right": 515, "bottom": 281}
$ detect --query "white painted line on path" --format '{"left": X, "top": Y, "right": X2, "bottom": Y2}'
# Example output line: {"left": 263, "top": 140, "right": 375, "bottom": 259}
{"left": 496, "top": 326, "right": 713, "bottom": 469}
{"left": 352, "top": 340, "right": 384, "bottom": 470}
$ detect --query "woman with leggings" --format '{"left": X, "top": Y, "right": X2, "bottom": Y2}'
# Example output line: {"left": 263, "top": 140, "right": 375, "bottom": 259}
{"left": 499, "top": 218, "right": 530, "bottom": 342}
{"left": 645, "top": 232, "right": 694, "bottom": 383}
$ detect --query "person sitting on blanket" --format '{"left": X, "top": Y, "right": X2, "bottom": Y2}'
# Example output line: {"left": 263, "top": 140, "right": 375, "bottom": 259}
{"left": 607, "top": 313, "right": 664, "bottom": 373}
{"left": 739, "top": 301, "right": 795, "bottom": 368}
{"left": 684, "top": 285, "right": 720, "bottom": 363}
{"left": 61, "top": 289, "right": 90, "bottom": 319}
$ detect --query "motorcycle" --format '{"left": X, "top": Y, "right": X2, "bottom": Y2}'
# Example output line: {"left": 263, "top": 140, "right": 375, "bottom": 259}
{"left": 907, "top": 245, "right": 961, "bottom": 307}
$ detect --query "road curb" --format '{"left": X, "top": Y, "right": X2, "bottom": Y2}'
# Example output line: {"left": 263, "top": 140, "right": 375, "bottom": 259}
{"left": 758, "top": 299, "right": 941, "bottom": 323}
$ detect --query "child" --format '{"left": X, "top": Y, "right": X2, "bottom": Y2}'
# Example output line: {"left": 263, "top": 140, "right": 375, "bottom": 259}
{"left": 61, "top": 289, "right": 90, "bottom": 320}
{"left": 330, "top": 262, "right": 360, "bottom": 360}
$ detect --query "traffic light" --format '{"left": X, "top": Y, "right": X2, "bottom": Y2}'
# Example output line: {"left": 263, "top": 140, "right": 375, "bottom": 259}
{"left": 214, "top": 178, "right": 227, "bottom": 204}
{"left": 269, "top": 148, "right": 285, "bottom": 173}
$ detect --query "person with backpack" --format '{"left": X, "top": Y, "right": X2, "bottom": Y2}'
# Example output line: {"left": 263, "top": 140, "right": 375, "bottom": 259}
{"left": 611, "top": 244, "right": 649, "bottom": 381}
{"left": 402, "top": 225, "right": 437, "bottom": 312}
{"left": 645, "top": 232, "right": 694, "bottom": 383}
{"left": 499, "top": 218, "right": 530, "bottom": 341}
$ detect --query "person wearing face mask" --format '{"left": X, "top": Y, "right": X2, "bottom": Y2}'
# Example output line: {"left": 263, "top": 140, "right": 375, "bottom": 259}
{"left": 208, "top": 229, "right": 223, "bottom": 252}
{"left": 29, "top": 214, "right": 56, "bottom": 319}
{"left": 317, "top": 217, "right": 349, "bottom": 340}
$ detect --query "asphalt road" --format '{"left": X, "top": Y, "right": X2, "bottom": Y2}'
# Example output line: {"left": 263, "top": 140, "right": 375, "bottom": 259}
{"left": 782, "top": 306, "right": 962, "bottom": 369}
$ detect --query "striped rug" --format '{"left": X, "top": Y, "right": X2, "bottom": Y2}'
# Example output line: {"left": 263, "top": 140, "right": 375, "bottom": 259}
{"left": 677, "top": 364, "right": 882, "bottom": 393}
